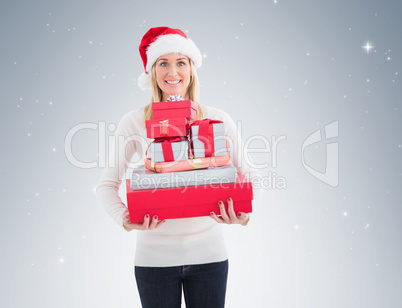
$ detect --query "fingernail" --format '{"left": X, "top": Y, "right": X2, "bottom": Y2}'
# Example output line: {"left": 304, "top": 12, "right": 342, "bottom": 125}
{"left": 154, "top": 215, "right": 158, "bottom": 220}
{"left": 210, "top": 212, "right": 214, "bottom": 216}
{"left": 237, "top": 212, "right": 241, "bottom": 217}
{"left": 145, "top": 214, "right": 149, "bottom": 218}
{"left": 218, "top": 201, "right": 223, "bottom": 205}
{"left": 227, "top": 198, "right": 231, "bottom": 202}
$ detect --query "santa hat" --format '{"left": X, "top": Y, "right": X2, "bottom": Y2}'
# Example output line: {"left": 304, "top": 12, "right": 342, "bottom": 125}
{"left": 138, "top": 27, "right": 202, "bottom": 90}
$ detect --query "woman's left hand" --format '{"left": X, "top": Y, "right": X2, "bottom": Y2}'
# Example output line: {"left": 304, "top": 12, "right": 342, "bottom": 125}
{"left": 210, "top": 198, "right": 250, "bottom": 226}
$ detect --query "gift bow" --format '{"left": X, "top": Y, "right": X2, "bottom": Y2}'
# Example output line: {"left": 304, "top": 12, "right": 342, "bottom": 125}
{"left": 166, "top": 95, "right": 185, "bottom": 102}
{"left": 191, "top": 119, "right": 223, "bottom": 157}
{"left": 153, "top": 136, "right": 188, "bottom": 162}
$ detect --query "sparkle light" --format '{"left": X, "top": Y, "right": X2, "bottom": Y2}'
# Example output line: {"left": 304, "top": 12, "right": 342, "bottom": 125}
{"left": 362, "top": 41, "right": 374, "bottom": 54}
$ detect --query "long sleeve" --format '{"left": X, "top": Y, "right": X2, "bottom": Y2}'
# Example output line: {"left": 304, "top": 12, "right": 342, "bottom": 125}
{"left": 96, "top": 109, "right": 148, "bottom": 227}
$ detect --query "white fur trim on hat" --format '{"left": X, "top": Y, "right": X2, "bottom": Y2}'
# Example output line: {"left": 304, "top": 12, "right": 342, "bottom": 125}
{"left": 138, "top": 72, "right": 151, "bottom": 90}
{"left": 145, "top": 34, "right": 202, "bottom": 73}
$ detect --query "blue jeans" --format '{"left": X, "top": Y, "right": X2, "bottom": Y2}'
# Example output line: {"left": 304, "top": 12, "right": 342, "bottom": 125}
{"left": 135, "top": 260, "right": 228, "bottom": 308}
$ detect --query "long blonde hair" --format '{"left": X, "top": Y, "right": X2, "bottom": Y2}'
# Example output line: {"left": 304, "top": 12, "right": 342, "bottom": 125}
{"left": 143, "top": 59, "right": 204, "bottom": 122}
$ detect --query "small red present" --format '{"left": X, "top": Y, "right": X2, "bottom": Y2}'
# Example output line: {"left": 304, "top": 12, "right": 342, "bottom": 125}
{"left": 145, "top": 118, "right": 189, "bottom": 138}
{"left": 126, "top": 173, "right": 253, "bottom": 222}
{"left": 152, "top": 100, "right": 197, "bottom": 122}
{"left": 145, "top": 154, "right": 230, "bottom": 173}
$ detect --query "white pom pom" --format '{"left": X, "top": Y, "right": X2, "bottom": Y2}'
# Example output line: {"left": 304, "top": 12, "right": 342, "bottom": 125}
{"left": 137, "top": 72, "right": 151, "bottom": 90}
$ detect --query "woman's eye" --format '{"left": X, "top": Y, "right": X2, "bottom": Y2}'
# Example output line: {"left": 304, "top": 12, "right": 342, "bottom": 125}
{"left": 178, "top": 61, "right": 185, "bottom": 66}
{"left": 160, "top": 62, "right": 167, "bottom": 67}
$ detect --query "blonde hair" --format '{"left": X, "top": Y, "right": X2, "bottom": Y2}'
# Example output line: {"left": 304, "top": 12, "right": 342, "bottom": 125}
{"left": 144, "top": 59, "right": 204, "bottom": 122}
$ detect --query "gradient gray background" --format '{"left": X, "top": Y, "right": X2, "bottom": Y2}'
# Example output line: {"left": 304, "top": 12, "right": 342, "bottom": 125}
{"left": 1, "top": 0, "right": 401, "bottom": 307}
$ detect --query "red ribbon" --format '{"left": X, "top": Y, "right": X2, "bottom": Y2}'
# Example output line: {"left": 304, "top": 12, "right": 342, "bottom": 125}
{"left": 159, "top": 119, "right": 169, "bottom": 137}
{"left": 191, "top": 119, "right": 223, "bottom": 157}
{"left": 153, "top": 136, "right": 188, "bottom": 162}
{"left": 155, "top": 119, "right": 189, "bottom": 137}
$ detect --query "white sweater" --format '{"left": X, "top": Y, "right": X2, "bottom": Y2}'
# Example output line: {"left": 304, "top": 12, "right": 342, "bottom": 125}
{"left": 96, "top": 104, "right": 262, "bottom": 267}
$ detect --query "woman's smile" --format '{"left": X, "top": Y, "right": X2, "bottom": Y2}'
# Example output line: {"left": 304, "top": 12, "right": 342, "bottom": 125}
{"left": 165, "top": 79, "right": 182, "bottom": 85}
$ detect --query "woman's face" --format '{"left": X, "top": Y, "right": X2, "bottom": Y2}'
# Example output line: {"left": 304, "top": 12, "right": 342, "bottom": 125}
{"left": 155, "top": 53, "right": 191, "bottom": 101}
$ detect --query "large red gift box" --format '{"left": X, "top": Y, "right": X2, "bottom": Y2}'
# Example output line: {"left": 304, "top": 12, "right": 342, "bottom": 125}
{"left": 146, "top": 118, "right": 189, "bottom": 138}
{"left": 152, "top": 100, "right": 197, "bottom": 122}
{"left": 126, "top": 174, "right": 253, "bottom": 222}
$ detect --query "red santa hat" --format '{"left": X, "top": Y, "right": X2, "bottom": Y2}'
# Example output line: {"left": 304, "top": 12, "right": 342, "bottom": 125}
{"left": 138, "top": 27, "right": 202, "bottom": 90}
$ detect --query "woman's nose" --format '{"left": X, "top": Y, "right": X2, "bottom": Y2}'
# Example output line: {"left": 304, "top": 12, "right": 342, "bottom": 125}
{"left": 167, "top": 65, "right": 178, "bottom": 76}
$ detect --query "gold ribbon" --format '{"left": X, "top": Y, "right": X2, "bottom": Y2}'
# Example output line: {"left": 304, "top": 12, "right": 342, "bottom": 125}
{"left": 193, "top": 158, "right": 202, "bottom": 169}
{"left": 151, "top": 161, "right": 156, "bottom": 172}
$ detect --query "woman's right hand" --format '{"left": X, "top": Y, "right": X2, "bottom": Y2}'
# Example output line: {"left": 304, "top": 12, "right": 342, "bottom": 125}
{"left": 123, "top": 214, "right": 166, "bottom": 231}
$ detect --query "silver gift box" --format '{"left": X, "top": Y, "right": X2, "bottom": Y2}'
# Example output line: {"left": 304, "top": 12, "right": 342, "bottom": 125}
{"left": 149, "top": 140, "right": 189, "bottom": 162}
{"left": 130, "top": 164, "right": 237, "bottom": 190}
{"left": 191, "top": 123, "right": 227, "bottom": 158}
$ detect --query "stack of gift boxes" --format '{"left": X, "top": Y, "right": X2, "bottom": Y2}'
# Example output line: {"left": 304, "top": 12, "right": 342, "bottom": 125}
{"left": 126, "top": 95, "right": 253, "bottom": 222}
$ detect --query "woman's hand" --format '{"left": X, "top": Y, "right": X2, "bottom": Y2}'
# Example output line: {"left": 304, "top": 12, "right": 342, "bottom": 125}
{"left": 210, "top": 198, "right": 250, "bottom": 226}
{"left": 123, "top": 214, "right": 166, "bottom": 231}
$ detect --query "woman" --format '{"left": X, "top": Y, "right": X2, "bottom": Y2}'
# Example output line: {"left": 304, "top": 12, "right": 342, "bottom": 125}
{"left": 96, "top": 27, "right": 261, "bottom": 308}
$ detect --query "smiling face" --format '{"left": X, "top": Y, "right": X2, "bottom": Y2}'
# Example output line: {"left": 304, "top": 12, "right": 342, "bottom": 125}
{"left": 154, "top": 53, "right": 191, "bottom": 102}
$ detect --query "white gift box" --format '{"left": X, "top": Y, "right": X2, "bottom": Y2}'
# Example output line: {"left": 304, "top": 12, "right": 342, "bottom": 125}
{"left": 191, "top": 123, "right": 227, "bottom": 158}
{"left": 149, "top": 140, "right": 189, "bottom": 162}
{"left": 131, "top": 164, "right": 238, "bottom": 190}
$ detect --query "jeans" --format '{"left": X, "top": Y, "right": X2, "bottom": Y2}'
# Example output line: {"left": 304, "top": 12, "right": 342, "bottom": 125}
{"left": 135, "top": 260, "right": 228, "bottom": 308}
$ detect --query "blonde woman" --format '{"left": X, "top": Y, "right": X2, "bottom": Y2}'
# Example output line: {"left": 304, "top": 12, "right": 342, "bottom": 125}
{"left": 97, "top": 27, "right": 261, "bottom": 308}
